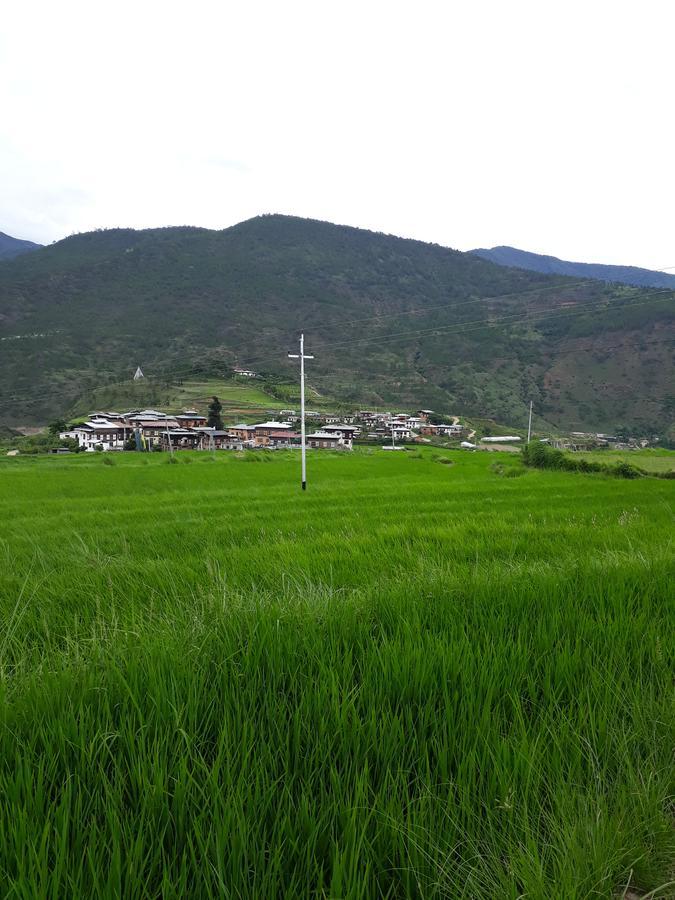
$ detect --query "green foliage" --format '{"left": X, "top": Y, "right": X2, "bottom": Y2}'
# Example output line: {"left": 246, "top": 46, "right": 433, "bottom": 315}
{"left": 7, "top": 432, "right": 79, "bottom": 455}
{"left": 0, "top": 216, "right": 671, "bottom": 431}
{"left": 206, "top": 395, "right": 223, "bottom": 429}
{"left": 0, "top": 450, "right": 672, "bottom": 896}
{"left": 522, "top": 441, "right": 645, "bottom": 478}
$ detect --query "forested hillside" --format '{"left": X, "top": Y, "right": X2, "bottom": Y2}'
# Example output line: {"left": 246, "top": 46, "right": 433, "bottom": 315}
{"left": 0, "top": 215, "right": 672, "bottom": 432}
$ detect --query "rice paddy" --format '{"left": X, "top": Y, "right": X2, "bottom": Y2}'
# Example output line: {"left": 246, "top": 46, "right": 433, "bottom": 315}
{"left": 0, "top": 448, "right": 673, "bottom": 898}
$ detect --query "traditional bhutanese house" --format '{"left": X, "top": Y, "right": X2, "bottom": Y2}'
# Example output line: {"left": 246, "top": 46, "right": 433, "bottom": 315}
{"left": 59, "top": 420, "right": 125, "bottom": 451}
{"left": 134, "top": 419, "right": 180, "bottom": 449}
{"left": 323, "top": 424, "right": 359, "bottom": 443}
{"left": 252, "top": 422, "right": 292, "bottom": 446}
{"left": 417, "top": 409, "right": 435, "bottom": 421}
{"left": 126, "top": 409, "right": 168, "bottom": 422}
{"left": 419, "top": 423, "right": 462, "bottom": 437}
{"left": 229, "top": 424, "right": 257, "bottom": 441}
{"left": 193, "top": 429, "right": 244, "bottom": 450}
{"left": 391, "top": 425, "right": 413, "bottom": 441}
{"left": 159, "top": 429, "right": 202, "bottom": 451}
{"left": 267, "top": 430, "right": 300, "bottom": 448}
{"left": 307, "top": 430, "right": 352, "bottom": 450}
{"left": 175, "top": 411, "right": 208, "bottom": 429}
{"left": 90, "top": 411, "right": 126, "bottom": 424}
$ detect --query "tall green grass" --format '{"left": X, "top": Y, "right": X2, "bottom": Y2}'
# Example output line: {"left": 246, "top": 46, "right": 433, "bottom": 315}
{"left": 0, "top": 449, "right": 673, "bottom": 897}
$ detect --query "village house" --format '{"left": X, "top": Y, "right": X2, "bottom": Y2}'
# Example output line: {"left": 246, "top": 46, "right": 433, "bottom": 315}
{"left": 307, "top": 430, "right": 352, "bottom": 450}
{"left": 126, "top": 409, "right": 168, "bottom": 422}
{"left": 252, "top": 422, "right": 293, "bottom": 446}
{"left": 406, "top": 416, "right": 426, "bottom": 429}
{"left": 159, "top": 429, "right": 202, "bottom": 451}
{"left": 133, "top": 419, "right": 180, "bottom": 449}
{"left": 193, "top": 429, "right": 245, "bottom": 450}
{"left": 90, "top": 411, "right": 127, "bottom": 425}
{"left": 59, "top": 420, "right": 125, "bottom": 451}
{"left": 323, "top": 424, "right": 360, "bottom": 441}
{"left": 419, "top": 423, "right": 463, "bottom": 437}
{"left": 175, "top": 410, "right": 207, "bottom": 428}
{"left": 267, "top": 431, "right": 301, "bottom": 448}
{"left": 228, "top": 424, "right": 257, "bottom": 442}
{"left": 392, "top": 424, "right": 414, "bottom": 441}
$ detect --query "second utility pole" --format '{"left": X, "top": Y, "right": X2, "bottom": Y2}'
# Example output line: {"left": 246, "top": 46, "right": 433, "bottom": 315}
{"left": 288, "top": 333, "right": 314, "bottom": 490}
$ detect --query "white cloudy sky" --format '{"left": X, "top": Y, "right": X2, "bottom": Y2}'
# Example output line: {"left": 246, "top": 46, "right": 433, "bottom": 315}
{"left": 1, "top": 0, "right": 673, "bottom": 269}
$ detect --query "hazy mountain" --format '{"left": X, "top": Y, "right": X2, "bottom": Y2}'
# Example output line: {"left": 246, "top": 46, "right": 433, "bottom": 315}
{"left": 0, "top": 231, "right": 42, "bottom": 262}
{"left": 472, "top": 245, "right": 675, "bottom": 290}
{"left": 0, "top": 215, "right": 672, "bottom": 433}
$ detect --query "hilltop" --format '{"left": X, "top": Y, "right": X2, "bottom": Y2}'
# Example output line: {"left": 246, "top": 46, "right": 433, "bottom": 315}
{"left": 0, "top": 215, "right": 672, "bottom": 432}
{"left": 0, "top": 231, "right": 42, "bottom": 262}
{"left": 472, "top": 245, "right": 675, "bottom": 290}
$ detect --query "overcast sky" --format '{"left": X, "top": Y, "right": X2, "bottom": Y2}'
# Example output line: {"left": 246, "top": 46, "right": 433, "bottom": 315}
{"left": 1, "top": 0, "right": 673, "bottom": 269}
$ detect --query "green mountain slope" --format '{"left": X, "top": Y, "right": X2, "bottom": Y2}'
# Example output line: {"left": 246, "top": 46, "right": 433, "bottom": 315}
{"left": 0, "top": 215, "right": 672, "bottom": 432}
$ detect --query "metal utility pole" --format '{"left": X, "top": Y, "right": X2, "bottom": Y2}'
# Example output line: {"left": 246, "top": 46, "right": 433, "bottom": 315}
{"left": 527, "top": 400, "right": 533, "bottom": 443}
{"left": 288, "top": 333, "right": 314, "bottom": 490}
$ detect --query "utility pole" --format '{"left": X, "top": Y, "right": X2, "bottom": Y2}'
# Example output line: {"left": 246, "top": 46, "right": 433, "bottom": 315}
{"left": 165, "top": 419, "right": 174, "bottom": 457}
{"left": 527, "top": 400, "right": 533, "bottom": 443}
{"left": 288, "top": 333, "right": 314, "bottom": 490}
{"left": 391, "top": 422, "right": 396, "bottom": 449}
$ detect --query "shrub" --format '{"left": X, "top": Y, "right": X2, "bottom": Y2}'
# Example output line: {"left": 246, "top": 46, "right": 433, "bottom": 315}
{"left": 522, "top": 442, "right": 647, "bottom": 479}
{"left": 613, "top": 461, "right": 642, "bottom": 479}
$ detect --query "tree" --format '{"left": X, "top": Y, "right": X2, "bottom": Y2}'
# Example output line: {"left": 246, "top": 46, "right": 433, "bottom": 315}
{"left": 207, "top": 396, "right": 223, "bottom": 429}
{"left": 48, "top": 419, "right": 68, "bottom": 435}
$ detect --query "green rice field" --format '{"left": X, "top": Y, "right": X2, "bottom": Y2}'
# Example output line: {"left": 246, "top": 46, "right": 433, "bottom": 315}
{"left": 0, "top": 449, "right": 673, "bottom": 898}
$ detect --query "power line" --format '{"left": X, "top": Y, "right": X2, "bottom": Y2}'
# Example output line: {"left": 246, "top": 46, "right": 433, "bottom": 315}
{"left": 4, "top": 292, "right": 673, "bottom": 408}
{"left": 229, "top": 285, "right": 674, "bottom": 371}
{"left": 1, "top": 282, "right": 672, "bottom": 412}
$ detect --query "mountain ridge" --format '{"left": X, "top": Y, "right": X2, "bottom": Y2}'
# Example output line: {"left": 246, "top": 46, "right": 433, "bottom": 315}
{"left": 0, "top": 231, "right": 43, "bottom": 262}
{"left": 0, "top": 215, "right": 672, "bottom": 434}
{"left": 472, "top": 245, "right": 675, "bottom": 290}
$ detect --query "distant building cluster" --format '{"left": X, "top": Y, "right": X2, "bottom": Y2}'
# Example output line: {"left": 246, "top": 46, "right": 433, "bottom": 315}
{"left": 58, "top": 407, "right": 469, "bottom": 453}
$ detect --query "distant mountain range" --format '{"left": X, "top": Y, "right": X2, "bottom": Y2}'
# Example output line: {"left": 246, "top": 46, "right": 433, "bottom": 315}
{"left": 472, "top": 246, "right": 675, "bottom": 290}
{"left": 0, "top": 231, "right": 42, "bottom": 262}
{"left": 0, "top": 216, "right": 672, "bottom": 434}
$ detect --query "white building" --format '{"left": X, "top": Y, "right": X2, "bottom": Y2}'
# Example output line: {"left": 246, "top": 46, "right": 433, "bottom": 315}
{"left": 60, "top": 420, "right": 126, "bottom": 451}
